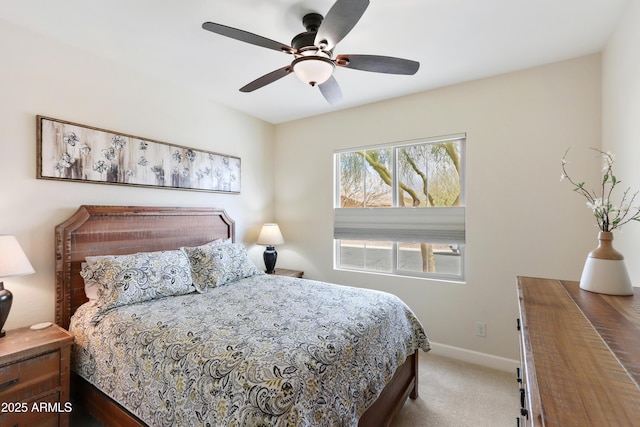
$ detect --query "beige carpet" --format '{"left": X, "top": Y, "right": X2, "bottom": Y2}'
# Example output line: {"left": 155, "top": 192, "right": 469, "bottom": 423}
{"left": 390, "top": 352, "right": 519, "bottom": 427}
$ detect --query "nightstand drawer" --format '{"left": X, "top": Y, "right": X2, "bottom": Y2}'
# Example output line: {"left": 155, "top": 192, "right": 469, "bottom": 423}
{"left": 0, "top": 351, "right": 60, "bottom": 401}
{"left": 1, "top": 391, "right": 61, "bottom": 427}
{"left": 0, "top": 325, "right": 73, "bottom": 427}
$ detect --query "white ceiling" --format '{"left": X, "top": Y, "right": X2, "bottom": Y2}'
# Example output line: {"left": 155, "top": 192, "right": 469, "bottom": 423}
{"left": 0, "top": 0, "right": 630, "bottom": 124}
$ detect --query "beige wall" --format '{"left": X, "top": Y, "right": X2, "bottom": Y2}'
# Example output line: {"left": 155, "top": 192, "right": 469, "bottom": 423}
{"left": 274, "top": 55, "right": 602, "bottom": 361}
{"left": 0, "top": 20, "right": 275, "bottom": 330}
{"left": 602, "top": 0, "right": 640, "bottom": 283}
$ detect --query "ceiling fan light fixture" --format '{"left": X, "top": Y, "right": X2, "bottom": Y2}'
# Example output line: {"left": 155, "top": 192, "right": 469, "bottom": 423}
{"left": 292, "top": 56, "right": 335, "bottom": 86}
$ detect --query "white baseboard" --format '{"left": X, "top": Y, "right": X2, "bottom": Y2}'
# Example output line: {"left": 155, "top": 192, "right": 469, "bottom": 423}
{"left": 428, "top": 342, "right": 519, "bottom": 373}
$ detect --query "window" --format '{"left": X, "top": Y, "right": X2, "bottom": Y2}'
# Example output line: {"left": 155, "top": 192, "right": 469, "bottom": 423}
{"left": 334, "top": 134, "right": 465, "bottom": 281}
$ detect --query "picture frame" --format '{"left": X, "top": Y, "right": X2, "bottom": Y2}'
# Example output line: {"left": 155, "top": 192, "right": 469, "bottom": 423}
{"left": 36, "top": 115, "right": 241, "bottom": 194}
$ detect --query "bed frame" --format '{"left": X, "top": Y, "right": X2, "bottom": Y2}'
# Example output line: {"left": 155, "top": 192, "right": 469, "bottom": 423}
{"left": 55, "top": 205, "right": 419, "bottom": 427}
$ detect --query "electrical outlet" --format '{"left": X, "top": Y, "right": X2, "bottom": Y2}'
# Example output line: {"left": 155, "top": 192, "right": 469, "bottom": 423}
{"left": 476, "top": 322, "right": 486, "bottom": 337}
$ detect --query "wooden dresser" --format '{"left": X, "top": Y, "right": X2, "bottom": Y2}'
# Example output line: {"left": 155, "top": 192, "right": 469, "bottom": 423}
{"left": 0, "top": 324, "right": 73, "bottom": 427}
{"left": 516, "top": 276, "right": 640, "bottom": 426}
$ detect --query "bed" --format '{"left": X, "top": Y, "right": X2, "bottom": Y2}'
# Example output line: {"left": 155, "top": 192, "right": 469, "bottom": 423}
{"left": 55, "top": 205, "right": 429, "bottom": 426}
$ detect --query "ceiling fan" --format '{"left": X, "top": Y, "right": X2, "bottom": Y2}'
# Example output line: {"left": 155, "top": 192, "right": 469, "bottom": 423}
{"left": 202, "top": 0, "right": 419, "bottom": 105}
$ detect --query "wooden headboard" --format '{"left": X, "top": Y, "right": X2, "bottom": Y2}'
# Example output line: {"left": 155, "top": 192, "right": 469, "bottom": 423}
{"left": 54, "top": 205, "right": 235, "bottom": 329}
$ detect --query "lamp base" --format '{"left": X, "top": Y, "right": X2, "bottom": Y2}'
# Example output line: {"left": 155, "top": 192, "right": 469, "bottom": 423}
{"left": 0, "top": 282, "right": 12, "bottom": 339}
{"left": 263, "top": 246, "right": 278, "bottom": 274}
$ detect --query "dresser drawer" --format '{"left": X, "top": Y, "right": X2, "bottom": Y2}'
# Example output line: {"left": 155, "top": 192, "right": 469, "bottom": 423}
{"left": 0, "top": 351, "right": 60, "bottom": 402}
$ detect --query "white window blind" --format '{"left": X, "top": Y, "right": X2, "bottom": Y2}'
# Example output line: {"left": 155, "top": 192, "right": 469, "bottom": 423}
{"left": 333, "top": 206, "right": 465, "bottom": 244}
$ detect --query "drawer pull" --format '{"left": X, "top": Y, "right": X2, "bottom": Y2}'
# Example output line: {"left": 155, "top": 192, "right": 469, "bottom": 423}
{"left": 519, "top": 388, "right": 529, "bottom": 419}
{"left": 0, "top": 377, "right": 19, "bottom": 392}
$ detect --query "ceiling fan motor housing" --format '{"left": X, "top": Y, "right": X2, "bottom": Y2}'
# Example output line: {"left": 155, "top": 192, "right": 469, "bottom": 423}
{"left": 291, "top": 31, "right": 317, "bottom": 51}
{"left": 292, "top": 13, "right": 326, "bottom": 51}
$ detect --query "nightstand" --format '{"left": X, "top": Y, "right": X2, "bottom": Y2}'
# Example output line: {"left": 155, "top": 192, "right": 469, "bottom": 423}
{"left": 0, "top": 324, "right": 73, "bottom": 427}
{"left": 269, "top": 268, "right": 304, "bottom": 278}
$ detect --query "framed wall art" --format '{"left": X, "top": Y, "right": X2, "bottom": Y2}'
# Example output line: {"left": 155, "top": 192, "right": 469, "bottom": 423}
{"left": 36, "top": 115, "right": 241, "bottom": 194}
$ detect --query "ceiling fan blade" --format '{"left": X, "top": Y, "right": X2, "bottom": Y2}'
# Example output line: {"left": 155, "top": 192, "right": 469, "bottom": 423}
{"left": 314, "top": 0, "right": 369, "bottom": 50}
{"left": 202, "top": 22, "right": 294, "bottom": 54}
{"left": 240, "top": 66, "right": 293, "bottom": 92}
{"left": 319, "top": 76, "right": 343, "bottom": 105}
{"left": 336, "top": 54, "right": 420, "bottom": 75}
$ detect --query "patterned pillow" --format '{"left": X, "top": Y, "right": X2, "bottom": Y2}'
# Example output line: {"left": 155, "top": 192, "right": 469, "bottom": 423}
{"left": 80, "top": 249, "right": 195, "bottom": 320}
{"left": 181, "top": 242, "right": 263, "bottom": 288}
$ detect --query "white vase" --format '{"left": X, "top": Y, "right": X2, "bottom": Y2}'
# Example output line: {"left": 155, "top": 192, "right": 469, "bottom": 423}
{"left": 579, "top": 231, "right": 633, "bottom": 295}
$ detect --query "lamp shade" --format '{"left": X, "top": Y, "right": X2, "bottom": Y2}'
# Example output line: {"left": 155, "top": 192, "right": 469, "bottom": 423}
{"left": 257, "top": 224, "right": 284, "bottom": 246}
{"left": 0, "top": 236, "right": 35, "bottom": 278}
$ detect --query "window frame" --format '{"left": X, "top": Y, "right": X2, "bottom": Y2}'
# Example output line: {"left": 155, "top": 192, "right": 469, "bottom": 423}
{"left": 333, "top": 133, "right": 466, "bottom": 282}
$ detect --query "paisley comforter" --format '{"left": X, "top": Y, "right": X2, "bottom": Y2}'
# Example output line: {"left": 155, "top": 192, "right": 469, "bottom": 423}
{"left": 70, "top": 274, "right": 429, "bottom": 426}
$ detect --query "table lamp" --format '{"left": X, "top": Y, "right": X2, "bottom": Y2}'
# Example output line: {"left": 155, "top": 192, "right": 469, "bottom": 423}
{"left": 0, "top": 236, "right": 35, "bottom": 337}
{"left": 257, "top": 223, "right": 284, "bottom": 274}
